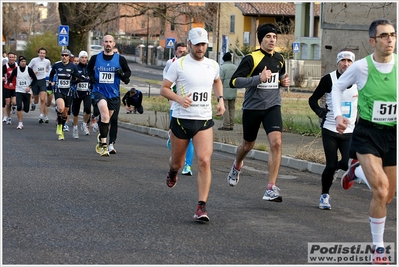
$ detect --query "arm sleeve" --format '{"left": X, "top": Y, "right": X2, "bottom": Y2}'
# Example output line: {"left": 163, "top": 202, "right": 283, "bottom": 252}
{"left": 332, "top": 62, "right": 360, "bottom": 118}
{"left": 28, "top": 68, "right": 38, "bottom": 87}
{"left": 308, "top": 74, "right": 332, "bottom": 114}
{"left": 120, "top": 56, "right": 131, "bottom": 77}
{"left": 8, "top": 68, "right": 17, "bottom": 83}
{"left": 229, "top": 55, "right": 260, "bottom": 88}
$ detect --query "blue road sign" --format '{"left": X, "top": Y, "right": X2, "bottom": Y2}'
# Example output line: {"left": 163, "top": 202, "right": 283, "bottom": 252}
{"left": 293, "top": 42, "right": 300, "bottom": 53}
{"left": 166, "top": 38, "right": 176, "bottom": 49}
{"left": 58, "top": 35, "right": 69, "bottom": 46}
{"left": 58, "top": 25, "right": 69, "bottom": 36}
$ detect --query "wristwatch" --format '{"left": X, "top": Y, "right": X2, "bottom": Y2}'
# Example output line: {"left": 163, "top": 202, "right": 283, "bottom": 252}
{"left": 217, "top": 96, "right": 224, "bottom": 102}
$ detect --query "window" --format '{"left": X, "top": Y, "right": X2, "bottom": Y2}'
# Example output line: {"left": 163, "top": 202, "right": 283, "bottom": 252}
{"left": 171, "top": 21, "right": 175, "bottom": 31}
{"left": 230, "top": 15, "right": 235, "bottom": 33}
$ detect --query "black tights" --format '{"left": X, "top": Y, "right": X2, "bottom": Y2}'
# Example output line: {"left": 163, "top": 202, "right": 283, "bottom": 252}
{"left": 321, "top": 128, "right": 351, "bottom": 194}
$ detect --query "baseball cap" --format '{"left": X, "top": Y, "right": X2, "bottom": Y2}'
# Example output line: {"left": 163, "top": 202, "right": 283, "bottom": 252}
{"left": 188, "top": 27, "right": 209, "bottom": 45}
{"left": 61, "top": 49, "right": 71, "bottom": 56}
{"left": 79, "top": 51, "right": 88, "bottom": 58}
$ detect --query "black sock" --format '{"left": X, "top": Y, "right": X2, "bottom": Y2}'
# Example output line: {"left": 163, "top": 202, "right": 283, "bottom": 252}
{"left": 169, "top": 169, "right": 177, "bottom": 176}
{"left": 198, "top": 201, "right": 206, "bottom": 206}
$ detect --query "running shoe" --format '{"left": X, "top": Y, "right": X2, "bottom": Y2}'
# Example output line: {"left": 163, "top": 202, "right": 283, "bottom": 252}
{"left": 56, "top": 124, "right": 63, "bottom": 138}
{"left": 31, "top": 103, "right": 36, "bottom": 111}
{"left": 3, "top": 116, "right": 7, "bottom": 123}
{"left": 182, "top": 165, "right": 192, "bottom": 176}
{"left": 100, "top": 145, "right": 110, "bottom": 157}
{"left": 11, "top": 105, "right": 16, "bottom": 114}
{"left": 95, "top": 134, "right": 102, "bottom": 154}
{"left": 371, "top": 248, "right": 390, "bottom": 265}
{"left": 72, "top": 126, "right": 79, "bottom": 139}
{"left": 6, "top": 118, "right": 11, "bottom": 125}
{"left": 17, "top": 122, "right": 23, "bottom": 130}
{"left": 63, "top": 124, "right": 69, "bottom": 132}
{"left": 319, "top": 194, "right": 331, "bottom": 210}
{"left": 81, "top": 122, "right": 90, "bottom": 135}
{"left": 227, "top": 162, "right": 242, "bottom": 187}
{"left": 194, "top": 204, "right": 210, "bottom": 222}
{"left": 91, "top": 116, "right": 99, "bottom": 133}
{"left": 166, "top": 170, "right": 178, "bottom": 188}
{"left": 262, "top": 185, "right": 283, "bottom": 202}
{"left": 58, "top": 131, "right": 65, "bottom": 141}
{"left": 109, "top": 143, "right": 116, "bottom": 154}
{"left": 44, "top": 116, "right": 49, "bottom": 123}
{"left": 341, "top": 158, "right": 360, "bottom": 190}
{"left": 39, "top": 114, "right": 44, "bottom": 123}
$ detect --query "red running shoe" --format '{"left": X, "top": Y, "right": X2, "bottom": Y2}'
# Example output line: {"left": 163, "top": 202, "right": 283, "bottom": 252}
{"left": 194, "top": 204, "right": 210, "bottom": 222}
{"left": 166, "top": 170, "right": 178, "bottom": 188}
{"left": 341, "top": 158, "right": 360, "bottom": 190}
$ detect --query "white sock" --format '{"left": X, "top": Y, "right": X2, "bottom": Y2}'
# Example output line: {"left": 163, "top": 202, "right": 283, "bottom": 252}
{"left": 370, "top": 216, "right": 385, "bottom": 249}
{"left": 355, "top": 166, "right": 370, "bottom": 190}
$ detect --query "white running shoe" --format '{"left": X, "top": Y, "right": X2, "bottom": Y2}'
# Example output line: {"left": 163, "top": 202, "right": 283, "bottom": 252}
{"left": 17, "top": 122, "right": 23, "bottom": 129}
{"left": 3, "top": 116, "right": 8, "bottom": 122}
{"left": 227, "top": 162, "right": 242, "bottom": 186}
{"left": 82, "top": 122, "right": 90, "bottom": 135}
{"left": 108, "top": 143, "right": 116, "bottom": 154}
{"left": 6, "top": 118, "right": 12, "bottom": 125}
{"left": 72, "top": 126, "right": 79, "bottom": 139}
{"left": 262, "top": 185, "right": 283, "bottom": 202}
{"left": 319, "top": 194, "right": 331, "bottom": 210}
{"left": 39, "top": 114, "right": 44, "bottom": 123}
{"left": 63, "top": 124, "right": 69, "bottom": 132}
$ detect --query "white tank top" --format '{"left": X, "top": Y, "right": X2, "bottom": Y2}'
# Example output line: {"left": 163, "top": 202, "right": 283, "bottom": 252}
{"left": 15, "top": 67, "right": 32, "bottom": 94}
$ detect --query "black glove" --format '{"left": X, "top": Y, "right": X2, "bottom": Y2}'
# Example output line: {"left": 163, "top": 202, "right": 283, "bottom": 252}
{"left": 115, "top": 68, "right": 125, "bottom": 77}
{"left": 122, "top": 77, "right": 130, "bottom": 85}
{"left": 316, "top": 108, "right": 329, "bottom": 118}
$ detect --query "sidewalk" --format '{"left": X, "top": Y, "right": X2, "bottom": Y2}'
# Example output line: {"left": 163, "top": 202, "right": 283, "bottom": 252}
{"left": 117, "top": 110, "right": 327, "bottom": 175}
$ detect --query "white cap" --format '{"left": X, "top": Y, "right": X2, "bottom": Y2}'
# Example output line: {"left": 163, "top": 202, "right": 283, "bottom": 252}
{"left": 188, "top": 27, "right": 209, "bottom": 45}
{"left": 79, "top": 51, "right": 88, "bottom": 58}
{"left": 336, "top": 51, "right": 355, "bottom": 64}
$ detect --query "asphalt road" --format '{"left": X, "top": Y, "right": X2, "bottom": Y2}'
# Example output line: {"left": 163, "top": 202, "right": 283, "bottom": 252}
{"left": 2, "top": 110, "right": 397, "bottom": 265}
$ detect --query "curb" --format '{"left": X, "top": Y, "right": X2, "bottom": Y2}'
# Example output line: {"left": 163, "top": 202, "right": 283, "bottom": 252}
{"left": 118, "top": 121, "right": 327, "bottom": 175}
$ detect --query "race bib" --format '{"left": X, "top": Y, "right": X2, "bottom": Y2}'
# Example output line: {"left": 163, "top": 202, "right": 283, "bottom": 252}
{"left": 18, "top": 80, "right": 27, "bottom": 86}
{"left": 58, "top": 79, "right": 70, "bottom": 88}
{"left": 37, "top": 67, "right": 45, "bottom": 73}
{"left": 77, "top": 82, "right": 89, "bottom": 91}
{"left": 341, "top": 102, "right": 352, "bottom": 118}
{"left": 257, "top": 73, "right": 279, "bottom": 90}
{"left": 372, "top": 101, "right": 397, "bottom": 123}
{"left": 99, "top": 72, "right": 115, "bottom": 84}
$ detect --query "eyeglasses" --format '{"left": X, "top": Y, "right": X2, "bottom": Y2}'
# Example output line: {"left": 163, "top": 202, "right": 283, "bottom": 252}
{"left": 374, "top": 32, "right": 396, "bottom": 40}
{"left": 61, "top": 54, "right": 69, "bottom": 57}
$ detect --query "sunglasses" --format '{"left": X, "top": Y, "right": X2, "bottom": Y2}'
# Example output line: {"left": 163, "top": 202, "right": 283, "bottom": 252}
{"left": 61, "top": 54, "right": 69, "bottom": 57}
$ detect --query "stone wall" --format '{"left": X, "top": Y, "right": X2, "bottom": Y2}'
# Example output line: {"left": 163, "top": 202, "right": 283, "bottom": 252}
{"left": 320, "top": 2, "right": 397, "bottom": 76}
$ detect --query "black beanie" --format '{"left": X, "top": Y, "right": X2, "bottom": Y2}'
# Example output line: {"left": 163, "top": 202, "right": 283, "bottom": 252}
{"left": 257, "top": 24, "right": 277, "bottom": 44}
{"left": 222, "top": 52, "right": 232, "bottom": 61}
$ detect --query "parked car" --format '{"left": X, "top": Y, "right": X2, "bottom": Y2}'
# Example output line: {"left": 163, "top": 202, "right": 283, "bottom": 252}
{"left": 90, "top": 45, "right": 103, "bottom": 55}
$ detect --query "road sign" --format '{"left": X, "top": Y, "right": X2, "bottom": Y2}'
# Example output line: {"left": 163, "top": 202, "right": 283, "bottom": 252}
{"left": 58, "top": 25, "right": 69, "bottom": 36}
{"left": 58, "top": 35, "right": 69, "bottom": 46}
{"left": 293, "top": 42, "right": 300, "bottom": 53}
{"left": 166, "top": 38, "right": 176, "bottom": 49}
